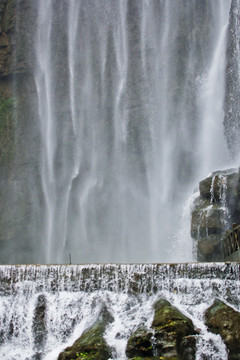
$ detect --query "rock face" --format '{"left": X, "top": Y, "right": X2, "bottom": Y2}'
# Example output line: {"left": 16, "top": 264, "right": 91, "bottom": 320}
{"left": 191, "top": 168, "right": 240, "bottom": 261}
{"left": 205, "top": 299, "right": 240, "bottom": 360}
{"left": 57, "top": 306, "right": 113, "bottom": 360}
{"left": 126, "top": 299, "right": 197, "bottom": 360}
{"left": 0, "top": 0, "right": 15, "bottom": 78}
{"left": 0, "top": 0, "right": 44, "bottom": 264}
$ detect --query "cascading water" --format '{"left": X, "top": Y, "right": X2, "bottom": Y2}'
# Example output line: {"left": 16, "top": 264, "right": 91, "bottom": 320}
{"left": 1, "top": 2, "right": 240, "bottom": 358}
{"left": 0, "top": 263, "right": 239, "bottom": 359}
{"left": 27, "top": 0, "right": 233, "bottom": 264}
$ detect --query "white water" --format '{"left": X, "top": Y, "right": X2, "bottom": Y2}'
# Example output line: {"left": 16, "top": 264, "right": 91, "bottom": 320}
{"left": 31, "top": 0, "right": 233, "bottom": 264}
{"left": 0, "top": 263, "right": 239, "bottom": 359}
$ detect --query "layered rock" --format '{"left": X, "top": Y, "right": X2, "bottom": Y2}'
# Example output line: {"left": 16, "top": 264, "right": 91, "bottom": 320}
{"left": 191, "top": 168, "right": 240, "bottom": 261}
{"left": 57, "top": 306, "right": 113, "bottom": 360}
{"left": 205, "top": 299, "right": 240, "bottom": 360}
{"left": 126, "top": 299, "right": 197, "bottom": 359}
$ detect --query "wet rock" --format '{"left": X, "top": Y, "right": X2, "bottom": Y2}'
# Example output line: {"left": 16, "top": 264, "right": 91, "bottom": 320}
{"left": 180, "top": 335, "right": 197, "bottom": 360}
{"left": 152, "top": 299, "right": 197, "bottom": 359}
{"left": 126, "top": 327, "right": 153, "bottom": 358}
{"left": 204, "top": 299, "right": 240, "bottom": 360}
{"left": 191, "top": 168, "right": 240, "bottom": 261}
{"left": 191, "top": 202, "right": 225, "bottom": 239}
{"left": 57, "top": 305, "right": 113, "bottom": 360}
{"left": 225, "top": 249, "right": 240, "bottom": 261}
{"left": 32, "top": 294, "right": 47, "bottom": 359}
{"left": 197, "top": 235, "right": 222, "bottom": 261}
{"left": 199, "top": 175, "right": 216, "bottom": 201}
{"left": 126, "top": 299, "right": 197, "bottom": 360}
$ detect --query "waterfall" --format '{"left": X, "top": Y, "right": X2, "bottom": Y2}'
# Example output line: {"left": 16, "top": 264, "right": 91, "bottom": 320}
{"left": 0, "top": 263, "right": 239, "bottom": 359}
{"left": 26, "top": 0, "right": 232, "bottom": 264}
{"left": 1, "top": 2, "right": 240, "bottom": 358}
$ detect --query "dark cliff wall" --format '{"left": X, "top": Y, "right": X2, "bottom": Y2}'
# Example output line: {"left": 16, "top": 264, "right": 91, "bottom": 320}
{"left": 0, "top": 0, "right": 42, "bottom": 263}
{"left": 0, "top": 0, "right": 16, "bottom": 171}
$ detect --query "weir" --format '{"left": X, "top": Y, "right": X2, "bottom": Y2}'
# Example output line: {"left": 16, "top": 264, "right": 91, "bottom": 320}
{"left": 0, "top": 263, "right": 239, "bottom": 359}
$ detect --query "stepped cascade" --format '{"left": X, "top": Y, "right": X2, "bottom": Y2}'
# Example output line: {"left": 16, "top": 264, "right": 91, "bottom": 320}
{"left": 0, "top": 263, "right": 240, "bottom": 359}
{"left": 1, "top": 0, "right": 239, "bottom": 264}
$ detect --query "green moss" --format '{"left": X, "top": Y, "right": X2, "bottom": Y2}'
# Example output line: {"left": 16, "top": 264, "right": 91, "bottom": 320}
{"left": 58, "top": 307, "right": 113, "bottom": 360}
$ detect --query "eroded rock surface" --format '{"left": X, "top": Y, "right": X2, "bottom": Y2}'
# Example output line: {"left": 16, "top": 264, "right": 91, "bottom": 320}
{"left": 205, "top": 299, "right": 240, "bottom": 360}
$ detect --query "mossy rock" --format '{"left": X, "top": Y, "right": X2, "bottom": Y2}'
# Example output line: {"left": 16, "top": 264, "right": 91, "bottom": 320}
{"left": 126, "top": 300, "right": 197, "bottom": 360}
{"left": 58, "top": 306, "right": 113, "bottom": 360}
{"left": 152, "top": 300, "right": 197, "bottom": 359}
{"left": 152, "top": 299, "right": 194, "bottom": 330}
{"left": 205, "top": 299, "right": 240, "bottom": 360}
{"left": 126, "top": 327, "right": 153, "bottom": 358}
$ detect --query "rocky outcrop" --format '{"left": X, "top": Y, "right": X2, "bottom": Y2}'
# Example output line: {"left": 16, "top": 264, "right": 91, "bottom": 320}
{"left": 126, "top": 299, "right": 197, "bottom": 359}
{"left": 57, "top": 306, "right": 113, "bottom": 360}
{"left": 191, "top": 168, "right": 240, "bottom": 261}
{"left": 205, "top": 299, "right": 240, "bottom": 360}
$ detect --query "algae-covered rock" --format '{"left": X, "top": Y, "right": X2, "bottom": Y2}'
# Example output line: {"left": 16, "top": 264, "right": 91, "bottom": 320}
{"left": 57, "top": 305, "right": 113, "bottom": 360}
{"left": 126, "top": 299, "right": 197, "bottom": 360}
{"left": 126, "top": 327, "right": 153, "bottom": 358}
{"left": 152, "top": 299, "right": 196, "bottom": 359}
{"left": 205, "top": 299, "right": 240, "bottom": 360}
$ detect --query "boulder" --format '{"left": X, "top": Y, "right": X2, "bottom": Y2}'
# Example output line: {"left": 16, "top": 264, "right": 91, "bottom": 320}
{"left": 205, "top": 299, "right": 240, "bottom": 360}
{"left": 191, "top": 168, "right": 240, "bottom": 261}
{"left": 126, "top": 299, "right": 197, "bottom": 360}
{"left": 126, "top": 327, "right": 153, "bottom": 358}
{"left": 57, "top": 305, "right": 113, "bottom": 360}
{"left": 152, "top": 299, "right": 197, "bottom": 359}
